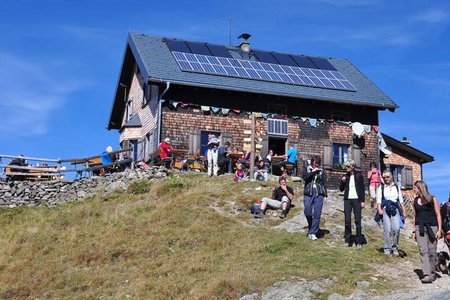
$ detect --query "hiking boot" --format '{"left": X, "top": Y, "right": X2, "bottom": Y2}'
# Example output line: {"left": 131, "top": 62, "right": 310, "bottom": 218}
{"left": 421, "top": 275, "right": 434, "bottom": 284}
{"left": 356, "top": 244, "right": 362, "bottom": 250}
{"left": 254, "top": 211, "right": 264, "bottom": 219}
{"left": 392, "top": 248, "right": 400, "bottom": 257}
{"left": 279, "top": 211, "right": 287, "bottom": 219}
{"left": 343, "top": 242, "right": 350, "bottom": 248}
{"left": 384, "top": 250, "right": 391, "bottom": 255}
{"left": 309, "top": 234, "right": 318, "bottom": 241}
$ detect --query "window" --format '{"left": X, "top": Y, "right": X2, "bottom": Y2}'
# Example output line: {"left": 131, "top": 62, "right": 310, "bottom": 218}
{"left": 389, "top": 165, "right": 413, "bottom": 189}
{"left": 268, "top": 103, "right": 287, "bottom": 115}
{"left": 126, "top": 97, "right": 134, "bottom": 122}
{"left": 333, "top": 143, "right": 349, "bottom": 167}
{"left": 142, "top": 83, "right": 151, "bottom": 107}
{"left": 267, "top": 118, "right": 288, "bottom": 136}
{"left": 331, "top": 111, "right": 349, "bottom": 122}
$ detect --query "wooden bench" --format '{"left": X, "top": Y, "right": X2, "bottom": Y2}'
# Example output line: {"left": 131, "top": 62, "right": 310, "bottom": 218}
{"left": 4, "top": 166, "right": 59, "bottom": 181}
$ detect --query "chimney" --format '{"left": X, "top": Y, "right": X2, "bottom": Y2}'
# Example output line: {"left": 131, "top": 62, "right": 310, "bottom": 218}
{"left": 401, "top": 137, "right": 411, "bottom": 145}
{"left": 238, "top": 33, "right": 251, "bottom": 53}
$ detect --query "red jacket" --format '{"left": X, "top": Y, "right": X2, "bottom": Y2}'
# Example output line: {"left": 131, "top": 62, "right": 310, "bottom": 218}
{"left": 159, "top": 142, "right": 173, "bottom": 159}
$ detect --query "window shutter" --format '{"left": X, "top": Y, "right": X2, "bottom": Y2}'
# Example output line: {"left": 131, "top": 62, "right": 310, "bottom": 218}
{"left": 221, "top": 132, "right": 232, "bottom": 146}
{"left": 261, "top": 135, "right": 269, "bottom": 157}
{"left": 267, "top": 118, "right": 288, "bottom": 136}
{"left": 352, "top": 144, "right": 361, "bottom": 170}
{"left": 402, "top": 166, "right": 413, "bottom": 189}
{"left": 323, "top": 141, "right": 333, "bottom": 170}
{"left": 189, "top": 129, "right": 201, "bottom": 154}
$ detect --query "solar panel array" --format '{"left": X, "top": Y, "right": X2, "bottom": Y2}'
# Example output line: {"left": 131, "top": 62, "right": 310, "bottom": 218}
{"left": 165, "top": 39, "right": 356, "bottom": 91}
{"left": 172, "top": 51, "right": 356, "bottom": 91}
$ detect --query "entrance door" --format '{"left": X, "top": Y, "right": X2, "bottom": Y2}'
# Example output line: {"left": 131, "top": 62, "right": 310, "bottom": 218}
{"left": 200, "top": 130, "right": 221, "bottom": 157}
{"left": 268, "top": 137, "right": 287, "bottom": 156}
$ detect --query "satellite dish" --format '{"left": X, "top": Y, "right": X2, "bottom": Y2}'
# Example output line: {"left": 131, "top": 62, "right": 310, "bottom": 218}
{"left": 352, "top": 122, "right": 365, "bottom": 138}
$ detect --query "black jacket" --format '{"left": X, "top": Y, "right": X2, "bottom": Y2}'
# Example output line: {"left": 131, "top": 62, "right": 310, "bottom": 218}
{"left": 303, "top": 167, "right": 327, "bottom": 197}
{"left": 339, "top": 171, "right": 365, "bottom": 202}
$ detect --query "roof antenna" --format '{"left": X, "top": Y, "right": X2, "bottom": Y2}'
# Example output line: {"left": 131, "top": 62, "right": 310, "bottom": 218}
{"left": 229, "top": 17, "right": 233, "bottom": 45}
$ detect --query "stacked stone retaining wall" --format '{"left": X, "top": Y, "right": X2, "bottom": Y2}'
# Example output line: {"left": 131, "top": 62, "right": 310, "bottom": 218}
{"left": 0, "top": 167, "right": 168, "bottom": 208}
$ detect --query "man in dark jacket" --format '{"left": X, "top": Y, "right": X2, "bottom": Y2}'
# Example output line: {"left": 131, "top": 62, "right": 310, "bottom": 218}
{"left": 339, "top": 159, "right": 366, "bottom": 248}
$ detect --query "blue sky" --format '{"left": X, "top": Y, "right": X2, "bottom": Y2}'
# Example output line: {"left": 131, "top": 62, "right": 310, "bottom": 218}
{"left": 1, "top": 0, "right": 449, "bottom": 202}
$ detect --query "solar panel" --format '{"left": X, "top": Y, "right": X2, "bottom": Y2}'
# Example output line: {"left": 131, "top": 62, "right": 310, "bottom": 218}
{"left": 272, "top": 52, "right": 298, "bottom": 66}
{"left": 205, "top": 44, "right": 232, "bottom": 58}
{"left": 166, "top": 39, "right": 191, "bottom": 53}
{"left": 187, "top": 42, "right": 212, "bottom": 56}
{"left": 252, "top": 50, "right": 279, "bottom": 64}
{"left": 309, "top": 56, "right": 337, "bottom": 71}
{"left": 290, "top": 55, "right": 317, "bottom": 69}
{"left": 171, "top": 51, "right": 356, "bottom": 91}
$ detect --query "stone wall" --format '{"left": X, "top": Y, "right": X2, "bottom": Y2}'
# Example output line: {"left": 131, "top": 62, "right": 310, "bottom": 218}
{"left": 0, "top": 167, "right": 168, "bottom": 208}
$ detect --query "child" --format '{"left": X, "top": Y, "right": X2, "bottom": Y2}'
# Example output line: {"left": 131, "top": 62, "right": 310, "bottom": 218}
{"left": 234, "top": 163, "right": 245, "bottom": 182}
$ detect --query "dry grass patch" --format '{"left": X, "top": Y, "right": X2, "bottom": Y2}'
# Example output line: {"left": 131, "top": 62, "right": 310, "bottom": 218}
{"left": 0, "top": 173, "right": 420, "bottom": 299}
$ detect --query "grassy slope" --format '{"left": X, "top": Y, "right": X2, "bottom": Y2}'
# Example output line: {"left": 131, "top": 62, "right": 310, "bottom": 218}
{"left": 0, "top": 173, "right": 418, "bottom": 299}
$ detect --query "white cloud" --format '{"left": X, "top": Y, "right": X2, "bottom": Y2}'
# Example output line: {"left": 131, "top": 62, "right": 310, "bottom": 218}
{"left": 0, "top": 52, "right": 84, "bottom": 137}
{"left": 412, "top": 9, "right": 450, "bottom": 24}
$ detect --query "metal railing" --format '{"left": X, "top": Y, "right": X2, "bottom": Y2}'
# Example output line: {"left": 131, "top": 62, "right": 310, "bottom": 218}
{"left": 0, "top": 147, "right": 134, "bottom": 181}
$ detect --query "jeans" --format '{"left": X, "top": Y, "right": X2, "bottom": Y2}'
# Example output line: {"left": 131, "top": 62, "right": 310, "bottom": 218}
{"left": 344, "top": 199, "right": 362, "bottom": 244}
{"left": 304, "top": 190, "right": 324, "bottom": 235}
{"left": 383, "top": 207, "right": 401, "bottom": 252}
{"left": 207, "top": 149, "right": 219, "bottom": 176}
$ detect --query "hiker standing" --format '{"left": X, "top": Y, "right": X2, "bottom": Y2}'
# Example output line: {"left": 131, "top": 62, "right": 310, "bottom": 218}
{"left": 207, "top": 134, "right": 220, "bottom": 177}
{"left": 376, "top": 170, "right": 407, "bottom": 256}
{"left": 412, "top": 180, "right": 442, "bottom": 283}
{"left": 303, "top": 155, "right": 327, "bottom": 240}
{"left": 340, "top": 159, "right": 365, "bottom": 248}
{"left": 367, "top": 162, "right": 383, "bottom": 208}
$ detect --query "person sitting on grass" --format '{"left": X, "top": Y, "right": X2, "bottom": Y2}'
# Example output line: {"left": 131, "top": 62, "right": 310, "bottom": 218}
{"left": 255, "top": 176, "right": 294, "bottom": 219}
{"left": 234, "top": 163, "right": 245, "bottom": 182}
{"left": 253, "top": 160, "right": 269, "bottom": 181}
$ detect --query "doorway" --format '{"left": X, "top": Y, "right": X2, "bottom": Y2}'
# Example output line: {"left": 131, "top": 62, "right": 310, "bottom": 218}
{"left": 268, "top": 137, "right": 287, "bottom": 156}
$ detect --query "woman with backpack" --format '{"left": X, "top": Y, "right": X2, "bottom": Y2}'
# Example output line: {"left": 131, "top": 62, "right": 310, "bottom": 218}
{"left": 376, "top": 170, "right": 407, "bottom": 256}
{"left": 412, "top": 180, "right": 442, "bottom": 284}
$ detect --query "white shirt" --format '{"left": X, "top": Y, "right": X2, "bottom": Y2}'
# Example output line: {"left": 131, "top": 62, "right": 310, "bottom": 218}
{"left": 348, "top": 175, "right": 358, "bottom": 199}
{"left": 376, "top": 183, "right": 404, "bottom": 204}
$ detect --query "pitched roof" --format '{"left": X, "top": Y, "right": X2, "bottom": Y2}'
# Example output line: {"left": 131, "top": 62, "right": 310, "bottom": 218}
{"left": 108, "top": 32, "right": 398, "bottom": 129}
{"left": 130, "top": 33, "right": 396, "bottom": 108}
{"left": 382, "top": 133, "right": 434, "bottom": 163}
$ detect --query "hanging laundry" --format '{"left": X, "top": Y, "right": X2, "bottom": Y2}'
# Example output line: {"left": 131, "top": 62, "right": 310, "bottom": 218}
{"left": 308, "top": 118, "right": 318, "bottom": 127}
{"left": 301, "top": 117, "right": 308, "bottom": 122}
{"left": 171, "top": 101, "right": 179, "bottom": 108}
{"left": 201, "top": 106, "right": 210, "bottom": 112}
{"left": 363, "top": 124, "right": 371, "bottom": 133}
{"left": 179, "top": 102, "right": 189, "bottom": 108}
{"left": 261, "top": 113, "right": 269, "bottom": 120}
{"left": 319, "top": 119, "right": 325, "bottom": 124}
{"left": 211, "top": 107, "right": 221, "bottom": 114}
{"left": 221, "top": 108, "right": 230, "bottom": 115}
{"left": 372, "top": 125, "right": 379, "bottom": 133}
{"left": 232, "top": 109, "right": 241, "bottom": 113}
{"left": 291, "top": 116, "right": 300, "bottom": 120}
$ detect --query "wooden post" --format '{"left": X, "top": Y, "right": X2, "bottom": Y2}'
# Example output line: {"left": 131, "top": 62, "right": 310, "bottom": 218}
{"left": 250, "top": 113, "right": 255, "bottom": 178}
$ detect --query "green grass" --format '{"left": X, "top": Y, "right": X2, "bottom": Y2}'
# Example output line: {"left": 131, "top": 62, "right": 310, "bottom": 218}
{"left": 0, "top": 173, "right": 419, "bottom": 299}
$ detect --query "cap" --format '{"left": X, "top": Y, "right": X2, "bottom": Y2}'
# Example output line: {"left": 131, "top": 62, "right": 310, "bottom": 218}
{"left": 164, "top": 138, "right": 170, "bottom": 143}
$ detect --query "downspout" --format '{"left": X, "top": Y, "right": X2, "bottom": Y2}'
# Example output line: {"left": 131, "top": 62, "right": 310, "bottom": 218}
{"left": 158, "top": 81, "right": 171, "bottom": 145}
